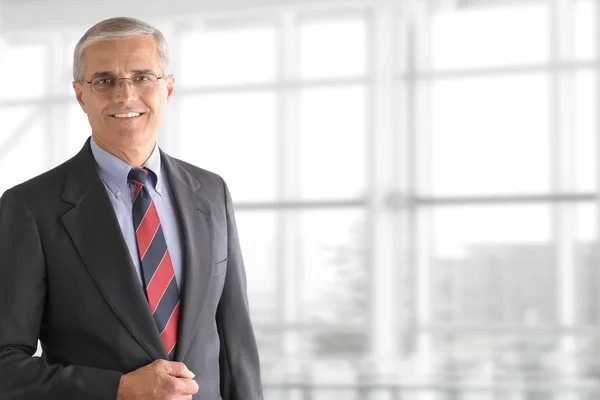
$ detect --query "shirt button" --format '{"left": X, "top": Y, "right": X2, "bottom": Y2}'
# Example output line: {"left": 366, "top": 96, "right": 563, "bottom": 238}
{"left": 115, "top": 190, "right": 121, "bottom": 198}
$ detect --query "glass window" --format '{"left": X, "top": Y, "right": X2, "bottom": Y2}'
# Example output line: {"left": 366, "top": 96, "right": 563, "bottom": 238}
{"left": 431, "top": 3, "right": 550, "bottom": 70}
{"left": 300, "top": 17, "right": 367, "bottom": 79}
{"left": 179, "top": 91, "right": 277, "bottom": 202}
{"left": 0, "top": 42, "right": 47, "bottom": 100}
{"left": 426, "top": 74, "right": 550, "bottom": 196}
{"left": 58, "top": 37, "right": 79, "bottom": 95}
{"left": 300, "top": 85, "right": 367, "bottom": 200}
{"left": 180, "top": 24, "right": 276, "bottom": 87}
{"left": 67, "top": 103, "right": 92, "bottom": 157}
{"left": 236, "top": 210, "right": 279, "bottom": 325}
{"left": 0, "top": 108, "right": 47, "bottom": 194}
{"left": 575, "top": 70, "right": 597, "bottom": 192}
{"left": 576, "top": 203, "right": 598, "bottom": 325}
{"left": 430, "top": 333, "right": 559, "bottom": 386}
{"left": 575, "top": 0, "right": 596, "bottom": 61}
{"left": 300, "top": 209, "right": 368, "bottom": 328}
{"left": 429, "top": 205, "right": 555, "bottom": 326}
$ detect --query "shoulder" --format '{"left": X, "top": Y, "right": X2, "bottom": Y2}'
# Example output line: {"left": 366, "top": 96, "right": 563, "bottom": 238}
{"left": 2, "top": 155, "right": 77, "bottom": 201}
{"left": 162, "top": 153, "right": 229, "bottom": 195}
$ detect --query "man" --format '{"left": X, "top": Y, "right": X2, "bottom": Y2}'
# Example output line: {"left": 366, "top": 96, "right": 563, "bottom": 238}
{"left": 0, "top": 17, "right": 263, "bottom": 400}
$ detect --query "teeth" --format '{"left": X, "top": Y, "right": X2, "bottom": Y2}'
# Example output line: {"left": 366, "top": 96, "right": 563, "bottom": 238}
{"left": 113, "top": 112, "right": 141, "bottom": 118}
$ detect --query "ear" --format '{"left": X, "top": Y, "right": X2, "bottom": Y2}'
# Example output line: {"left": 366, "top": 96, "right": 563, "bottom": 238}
{"left": 73, "top": 81, "right": 87, "bottom": 113}
{"left": 166, "top": 75, "right": 175, "bottom": 102}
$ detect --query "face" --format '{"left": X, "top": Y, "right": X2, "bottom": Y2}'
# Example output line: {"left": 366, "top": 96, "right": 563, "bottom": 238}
{"left": 73, "top": 36, "right": 174, "bottom": 154}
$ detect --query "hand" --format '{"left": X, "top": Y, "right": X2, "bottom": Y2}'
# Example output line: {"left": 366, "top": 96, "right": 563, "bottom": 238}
{"left": 117, "top": 359, "right": 199, "bottom": 400}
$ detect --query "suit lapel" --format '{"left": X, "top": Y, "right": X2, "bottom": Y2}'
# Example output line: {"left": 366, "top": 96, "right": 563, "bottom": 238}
{"left": 161, "top": 152, "right": 213, "bottom": 362}
{"left": 60, "top": 140, "right": 167, "bottom": 360}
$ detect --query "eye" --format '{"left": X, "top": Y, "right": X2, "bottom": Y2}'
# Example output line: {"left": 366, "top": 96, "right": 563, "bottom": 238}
{"left": 133, "top": 74, "right": 152, "bottom": 82}
{"left": 89, "top": 76, "right": 121, "bottom": 92}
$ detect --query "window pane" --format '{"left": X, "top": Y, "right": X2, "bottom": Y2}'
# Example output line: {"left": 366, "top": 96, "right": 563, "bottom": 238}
{"left": 178, "top": 91, "right": 276, "bottom": 202}
{"left": 576, "top": 204, "right": 598, "bottom": 325}
{"left": 254, "top": 326, "right": 283, "bottom": 386}
{"left": 575, "top": 0, "right": 596, "bottom": 61}
{"left": 572, "top": 336, "right": 600, "bottom": 383}
{"left": 431, "top": 3, "right": 549, "bottom": 70}
{"left": 428, "top": 74, "right": 550, "bottom": 196}
{"left": 58, "top": 37, "right": 80, "bottom": 95}
{"left": 300, "top": 17, "right": 367, "bottom": 79}
{"left": 180, "top": 25, "right": 276, "bottom": 87}
{"left": 67, "top": 104, "right": 92, "bottom": 159}
{"left": 0, "top": 42, "right": 47, "bottom": 100}
{"left": 300, "top": 209, "right": 368, "bottom": 329}
{"left": 576, "top": 70, "right": 597, "bottom": 192}
{"left": 430, "top": 205, "right": 555, "bottom": 326}
{"left": 428, "top": 333, "right": 558, "bottom": 392}
{"left": 300, "top": 86, "right": 366, "bottom": 200}
{"left": 236, "top": 211, "right": 278, "bottom": 325}
{"left": 0, "top": 108, "right": 47, "bottom": 193}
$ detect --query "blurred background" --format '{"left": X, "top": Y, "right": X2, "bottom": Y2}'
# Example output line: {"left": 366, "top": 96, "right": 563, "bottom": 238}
{"left": 1, "top": 0, "right": 599, "bottom": 398}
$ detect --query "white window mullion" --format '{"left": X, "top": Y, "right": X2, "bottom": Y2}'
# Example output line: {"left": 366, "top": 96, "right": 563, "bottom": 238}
{"left": 47, "top": 34, "right": 64, "bottom": 169}
{"left": 366, "top": 1, "right": 400, "bottom": 388}
{"left": 596, "top": 0, "right": 600, "bottom": 309}
{"left": 412, "top": 0, "right": 435, "bottom": 388}
{"left": 551, "top": 0, "right": 579, "bottom": 386}
{"left": 278, "top": 10, "right": 305, "bottom": 386}
{"left": 396, "top": 0, "right": 418, "bottom": 365}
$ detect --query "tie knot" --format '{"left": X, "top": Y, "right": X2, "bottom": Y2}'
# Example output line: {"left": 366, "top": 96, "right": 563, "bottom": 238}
{"left": 128, "top": 167, "right": 150, "bottom": 186}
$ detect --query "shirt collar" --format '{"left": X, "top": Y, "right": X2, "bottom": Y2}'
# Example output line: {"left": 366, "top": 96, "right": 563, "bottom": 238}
{"left": 90, "top": 136, "right": 163, "bottom": 197}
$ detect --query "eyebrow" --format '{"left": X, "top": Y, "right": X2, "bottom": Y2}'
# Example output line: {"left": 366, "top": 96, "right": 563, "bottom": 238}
{"left": 89, "top": 69, "right": 159, "bottom": 79}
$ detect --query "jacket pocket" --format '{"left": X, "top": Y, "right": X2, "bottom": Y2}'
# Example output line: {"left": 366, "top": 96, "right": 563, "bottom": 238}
{"left": 212, "top": 258, "right": 227, "bottom": 277}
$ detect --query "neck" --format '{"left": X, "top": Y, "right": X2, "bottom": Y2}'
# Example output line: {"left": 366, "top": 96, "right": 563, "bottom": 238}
{"left": 92, "top": 135, "right": 155, "bottom": 168}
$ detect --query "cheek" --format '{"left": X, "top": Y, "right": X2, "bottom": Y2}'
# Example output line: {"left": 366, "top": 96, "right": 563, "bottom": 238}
{"left": 82, "top": 98, "right": 105, "bottom": 118}
{"left": 147, "top": 96, "right": 166, "bottom": 118}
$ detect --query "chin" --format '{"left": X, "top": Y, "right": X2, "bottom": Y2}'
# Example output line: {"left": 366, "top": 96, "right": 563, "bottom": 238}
{"left": 111, "top": 129, "right": 153, "bottom": 147}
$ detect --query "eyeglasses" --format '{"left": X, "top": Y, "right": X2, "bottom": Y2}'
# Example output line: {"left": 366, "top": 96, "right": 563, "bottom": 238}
{"left": 83, "top": 73, "right": 164, "bottom": 93}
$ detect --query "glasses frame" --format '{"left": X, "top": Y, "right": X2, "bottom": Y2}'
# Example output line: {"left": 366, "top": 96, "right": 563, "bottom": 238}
{"left": 83, "top": 73, "right": 165, "bottom": 93}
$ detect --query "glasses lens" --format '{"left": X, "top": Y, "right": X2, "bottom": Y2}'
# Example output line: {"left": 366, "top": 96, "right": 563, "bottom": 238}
{"left": 131, "top": 74, "right": 158, "bottom": 91}
{"left": 92, "top": 77, "right": 117, "bottom": 92}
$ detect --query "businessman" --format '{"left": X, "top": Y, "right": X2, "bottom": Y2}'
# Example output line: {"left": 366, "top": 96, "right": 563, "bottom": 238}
{"left": 0, "top": 17, "right": 263, "bottom": 400}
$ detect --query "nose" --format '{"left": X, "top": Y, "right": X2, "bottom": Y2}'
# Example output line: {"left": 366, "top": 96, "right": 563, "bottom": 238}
{"left": 113, "top": 78, "right": 136, "bottom": 104}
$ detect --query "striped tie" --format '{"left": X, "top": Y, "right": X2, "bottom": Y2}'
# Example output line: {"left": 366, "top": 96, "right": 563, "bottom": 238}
{"left": 129, "top": 167, "right": 180, "bottom": 360}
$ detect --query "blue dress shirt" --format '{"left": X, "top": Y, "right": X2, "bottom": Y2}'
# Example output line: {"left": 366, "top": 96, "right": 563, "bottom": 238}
{"left": 90, "top": 137, "right": 183, "bottom": 289}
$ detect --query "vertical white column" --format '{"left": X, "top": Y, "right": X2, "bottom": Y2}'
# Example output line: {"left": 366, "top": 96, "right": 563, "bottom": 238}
{"left": 367, "top": 2, "right": 400, "bottom": 399}
{"left": 48, "top": 34, "right": 66, "bottom": 168}
{"left": 594, "top": 1, "right": 600, "bottom": 398}
{"left": 0, "top": 0, "right": 3, "bottom": 59}
{"left": 0, "top": 1, "right": 3, "bottom": 62}
{"left": 279, "top": 10, "right": 305, "bottom": 398}
{"left": 551, "top": 2, "right": 578, "bottom": 397}
{"left": 596, "top": 0, "right": 600, "bottom": 334}
{"left": 411, "top": 2, "right": 434, "bottom": 398}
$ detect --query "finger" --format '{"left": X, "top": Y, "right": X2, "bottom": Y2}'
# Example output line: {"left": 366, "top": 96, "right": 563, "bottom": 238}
{"left": 163, "top": 361, "right": 195, "bottom": 379}
{"left": 176, "top": 378, "right": 199, "bottom": 395}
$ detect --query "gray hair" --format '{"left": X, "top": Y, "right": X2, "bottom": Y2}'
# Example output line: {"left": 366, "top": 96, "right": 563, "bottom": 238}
{"left": 73, "top": 17, "right": 169, "bottom": 81}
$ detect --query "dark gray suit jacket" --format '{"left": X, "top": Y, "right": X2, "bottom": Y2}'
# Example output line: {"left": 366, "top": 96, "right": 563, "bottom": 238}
{"left": 0, "top": 139, "right": 263, "bottom": 400}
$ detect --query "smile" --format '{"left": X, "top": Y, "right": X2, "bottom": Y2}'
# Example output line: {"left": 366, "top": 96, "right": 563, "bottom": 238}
{"left": 111, "top": 112, "right": 144, "bottom": 118}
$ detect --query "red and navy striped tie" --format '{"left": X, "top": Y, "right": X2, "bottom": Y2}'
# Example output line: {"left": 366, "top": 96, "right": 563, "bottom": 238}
{"left": 129, "top": 167, "right": 180, "bottom": 360}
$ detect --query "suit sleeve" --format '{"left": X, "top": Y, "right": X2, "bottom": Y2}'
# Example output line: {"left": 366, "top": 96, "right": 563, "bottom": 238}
{"left": 0, "top": 189, "right": 123, "bottom": 400}
{"left": 216, "top": 179, "right": 264, "bottom": 400}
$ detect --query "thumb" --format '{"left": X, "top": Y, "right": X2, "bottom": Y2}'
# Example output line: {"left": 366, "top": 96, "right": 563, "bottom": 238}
{"left": 163, "top": 361, "right": 195, "bottom": 379}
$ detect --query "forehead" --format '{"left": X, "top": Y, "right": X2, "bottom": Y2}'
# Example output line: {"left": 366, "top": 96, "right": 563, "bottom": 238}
{"left": 82, "top": 36, "right": 161, "bottom": 76}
